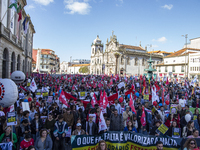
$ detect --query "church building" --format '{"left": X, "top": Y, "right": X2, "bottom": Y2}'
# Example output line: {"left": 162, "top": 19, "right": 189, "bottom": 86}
{"left": 90, "top": 32, "right": 164, "bottom": 76}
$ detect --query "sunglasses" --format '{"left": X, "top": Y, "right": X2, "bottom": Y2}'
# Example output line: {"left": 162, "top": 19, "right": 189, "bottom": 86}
{"left": 190, "top": 142, "right": 195, "bottom": 145}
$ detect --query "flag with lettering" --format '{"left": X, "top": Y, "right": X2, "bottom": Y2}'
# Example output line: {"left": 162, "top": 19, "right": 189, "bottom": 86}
{"left": 29, "top": 78, "right": 37, "bottom": 92}
{"left": 99, "top": 111, "right": 107, "bottom": 133}
{"left": 91, "top": 93, "right": 98, "bottom": 107}
{"left": 59, "top": 90, "right": 69, "bottom": 108}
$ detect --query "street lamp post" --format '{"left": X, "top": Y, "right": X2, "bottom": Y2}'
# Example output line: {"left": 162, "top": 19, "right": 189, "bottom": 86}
{"left": 182, "top": 34, "right": 188, "bottom": 78}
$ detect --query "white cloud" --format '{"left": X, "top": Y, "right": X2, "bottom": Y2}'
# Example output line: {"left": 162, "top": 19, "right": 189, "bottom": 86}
{"left": 162, "top": 4, "right": 173, "bottom": 10}
{"left": 33, "top": 0, "right": 54, "bottom": 5}
{"left": 152, "top": 37, "right": 167, "bottom": 42}
{"left": 26, "top": 4, "right": 35, "bottom": 10}
{"left": 64, "top": 0, "right": 91, "bottom": 15}
{"left": 152, "top": 45, "right": 159, "bottom": 48}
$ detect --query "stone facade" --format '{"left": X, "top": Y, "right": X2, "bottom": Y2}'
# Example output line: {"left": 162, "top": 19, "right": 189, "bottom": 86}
{"left": 0, "top": 0, "right": 35, "bottom": 78}
{"left": 90, "top": 33, "right": 164, "bottom": 75}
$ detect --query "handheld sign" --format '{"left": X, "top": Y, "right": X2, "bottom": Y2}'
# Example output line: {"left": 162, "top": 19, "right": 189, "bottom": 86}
{"left": 156, "top": 124, "right": 169, "bottom": 135}
{"left": 170, "top": 104, "right": 178, "bottom": 114}
{"left": 172, "top": 128, "right": 181, "bottom": 138}
{"left": 7, "top": 112, "right": 17, "bottom": 126}
{"left": 143, "top": 95, "right": 149, "bottom": 101}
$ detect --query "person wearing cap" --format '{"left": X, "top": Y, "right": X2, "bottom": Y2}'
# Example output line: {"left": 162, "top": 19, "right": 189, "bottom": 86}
{"left": 123, "top": 106, "right": 133, "bottom": 127}
{"left": 72, "top": 123, "right": 85, "bottom": 135}
{"left": 20, "top": 134, "right": 34, "bottom": 150}
{"left": 53, "top": 114, "right": 68, "bottom": 149}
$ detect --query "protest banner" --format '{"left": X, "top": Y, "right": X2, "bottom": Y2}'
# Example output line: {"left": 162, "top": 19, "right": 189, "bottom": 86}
{"left": 156, "top": 124, "right": 169, "bottom": 135}
{"left": 71, "top": 131, "right": 181, "bottom": 150}
{"left": 170, "top": 104, "right": 178, "bottom": 114}
{"left": 172, "top": 128, "right": 181, "bottom": 138}
{"left": 7, "top": 112, "right": 17, "bottom": 126}
{"left": 151, "top": 107, "right": 156, "bottom": 114}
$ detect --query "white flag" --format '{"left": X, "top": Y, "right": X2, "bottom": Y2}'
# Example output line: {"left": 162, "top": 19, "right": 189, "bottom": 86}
{"left": 152, "top": 86, "right": 159, "bottom": 104}
{"left": 29, "top": 78, "right": 37, "bottom": 92}
{"left": 99, "top": 111, "right": 107, "bottom": 133}
{"left": 24, "top": 21, "right": 29, "bottom": 34}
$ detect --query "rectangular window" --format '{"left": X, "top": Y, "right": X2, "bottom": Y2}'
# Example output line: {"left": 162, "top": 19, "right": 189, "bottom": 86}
{"left": 181, "top": 66, "right": 184, "bottom": 72}
{"left": 195, "top": 67, "right": 197, "bottom": 71}
{"left": 159, "top": 67, "right": 161, "bottom": 72}
{"left": 190, "top": 67, "right": 192, "bottom": 71}
{"left": 172, "top": 66, "right": 175, "bottom": 72}
{"left": 42, "top": 65, "right": 44, "bottom": 69}
{"left": 46, "top": 65, "right": 48, "bottom": 69}
{"left": 165, "top": 66, "right": 168, "bottom": 72}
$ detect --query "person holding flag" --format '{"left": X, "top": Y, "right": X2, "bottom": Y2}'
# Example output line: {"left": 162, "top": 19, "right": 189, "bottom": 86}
{"left": 137, "top": 105, "right": 148, "bottom": 134}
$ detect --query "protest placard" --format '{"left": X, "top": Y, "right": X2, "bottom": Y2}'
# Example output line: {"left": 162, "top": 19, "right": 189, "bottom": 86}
{"left": 172, "top": 128, "right": 181, "bottom": 138}
{"left": 156, "top": 124, "right": 169, "bottom": 135}
{"left": 170, "top": 104, "right": 178, "bottom": 114}
{"left": 66, "top": 127, "right": 72, "bottom": 137}
{"left": 22, "top": 102, "right": 30, "bottom": 112}
{"left": 7, "top": 112, "right": 17, "bottom": 126}
{"left": 47, "top": 96, "right": 53, "bottom": 103}
{"left": 143, "top": 94, "right": 149, "bottom": 101}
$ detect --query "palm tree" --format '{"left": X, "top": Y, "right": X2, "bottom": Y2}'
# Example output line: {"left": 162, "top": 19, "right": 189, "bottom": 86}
{"left": 114, "top": 53, "right": 120, "bottom": 75}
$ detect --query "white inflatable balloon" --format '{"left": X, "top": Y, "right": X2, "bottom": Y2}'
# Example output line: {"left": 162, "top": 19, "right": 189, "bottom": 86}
{"left": 0, "top": 79, "right": 18, "bottom": 107}
{"left": 11, "top": 71, "right": 25, "bottom": 83}
{"left": 185, "top": 114, "right": 191, "bottom": 123}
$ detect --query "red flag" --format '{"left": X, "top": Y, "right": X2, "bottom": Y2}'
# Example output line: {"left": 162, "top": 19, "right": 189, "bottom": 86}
{"left": 108, "top": 93, "right": 118, "bottom": 105}
{"left": 129, "top": 94, "right": 136, "bottom": 115}
{"left": 64, "top": 91, "right": 77, "bottom": 101}
{"left": 20, "top": 86, "right": 27, "bottom": 92}
{"left": 59, "top": 90, "right": 69, "bottom": 107}
{"left": 140, "top": 106, "right": 146, "bottom": 126}
{"left": 91, "top": 93, "right": 98, "bottom": 107}
{"left": 166, "top": 77, "right": 169, "bottom": 85}
{"left": 18, "top": 10, "right": 22, "bottom": 22}
{"left": 176, "top": 95, "right": 179, "bottom": 103}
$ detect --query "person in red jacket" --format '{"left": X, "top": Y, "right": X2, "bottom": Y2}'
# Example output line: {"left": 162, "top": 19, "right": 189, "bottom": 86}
{"left": 165, "top": 114, "right": 174, "bottom": 128}
{"left": 20, "top": 134, "right": 34, "bottom": 150}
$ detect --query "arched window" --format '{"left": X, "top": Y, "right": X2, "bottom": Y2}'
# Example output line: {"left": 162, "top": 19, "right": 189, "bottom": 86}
{"left": 2, "top": 48, "right": 9, "bottom": 78}
{"left": 92, "top": 48, "right": 94, "bottom": 54}
{"left": 11, "top": 52, "right": 16, "bottom": 73}
{"left": 121, "top": 56, "right": 124, "bottom": 65}
{"left": 142, "top": 58, "right": 145, "bottom": 66}
{"left": 127, "top": 57, "right": 130, "bottom": 65}
{"left": 17, "top": 55, "right": 20, "bottom": 70}
{"left": 135, "top": 57, "right": 138, "bottom": 65}
{"left": 22, "top": 60, "right": 25, "bottom": 73}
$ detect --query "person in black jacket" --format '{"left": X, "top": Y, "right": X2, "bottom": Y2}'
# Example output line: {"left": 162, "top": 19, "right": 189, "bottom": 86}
{"left": 150, "top": 120, "right": 161, "bottom": 136}
{"left": 31, "top": 113, "right": 43, "bottom": 141}
{"left": 18, "top": 119, "right": 31, "bottom": 143}
{"left": 86, "top": 115, "right": 98, "bottom": 135}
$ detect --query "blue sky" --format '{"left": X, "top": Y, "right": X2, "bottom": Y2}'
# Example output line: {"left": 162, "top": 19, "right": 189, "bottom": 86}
{"left": 25, "top": 0, "right": 200, "bottom": 62}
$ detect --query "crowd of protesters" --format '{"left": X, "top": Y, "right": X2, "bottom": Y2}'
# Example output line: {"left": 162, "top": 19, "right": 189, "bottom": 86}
{"left": 1, "top": 74, "right": 200, "bottom": 150}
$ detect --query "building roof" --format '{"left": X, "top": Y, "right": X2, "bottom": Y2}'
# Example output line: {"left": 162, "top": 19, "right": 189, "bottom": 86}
{"left": 164, "top": 48, "right": 200, "bottom": 58}
{"left": 148, "top": 50, "right": 172, "bottom": 54}
{"left": 32, "top": 49, "right": 37, "bottom": 62}
{"left": 119, "top": 44, "right": 145, "bottom": 51}
{"left": 69, "top": 64, "right": 90, "bottom": 67}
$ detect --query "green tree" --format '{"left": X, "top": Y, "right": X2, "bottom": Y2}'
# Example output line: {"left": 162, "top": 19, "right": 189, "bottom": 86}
{"left": 79, "top": 66, "right": 89, "bottom": 74}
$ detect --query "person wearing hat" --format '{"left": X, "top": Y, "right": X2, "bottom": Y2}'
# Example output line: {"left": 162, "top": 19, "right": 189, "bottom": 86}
{"left": 123, "top": 106, "right": 133, "bottom": 127}
{"left": 72, "top": 123, "right": 85, "bottom": 135}
{"left": 150, "top": 120, "right": 161, "bottom": 136}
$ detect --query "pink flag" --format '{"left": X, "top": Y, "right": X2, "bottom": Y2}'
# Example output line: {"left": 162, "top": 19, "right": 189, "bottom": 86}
{"left": 140, "top": 106, "right": 146, "bottom": 126}
{"left": 129, "top": 94, "right": 136, "bottom": 115}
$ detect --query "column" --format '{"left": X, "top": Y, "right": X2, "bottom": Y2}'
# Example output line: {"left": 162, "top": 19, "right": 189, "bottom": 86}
{"left": 7, "top": 0, "right": 11, "bottom": 29}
